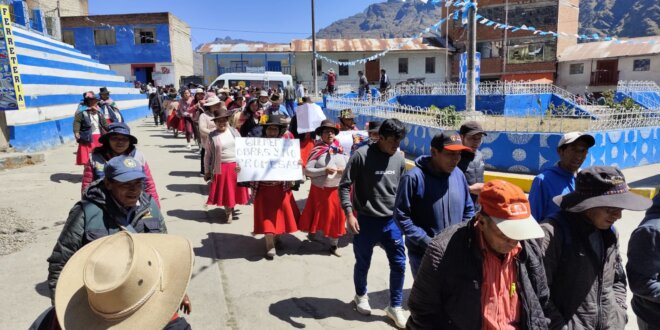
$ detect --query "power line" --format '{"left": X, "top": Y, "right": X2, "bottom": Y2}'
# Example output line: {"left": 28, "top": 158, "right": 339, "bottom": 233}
{"left": 190, "top": 26, "right": 308, "bottom": 35}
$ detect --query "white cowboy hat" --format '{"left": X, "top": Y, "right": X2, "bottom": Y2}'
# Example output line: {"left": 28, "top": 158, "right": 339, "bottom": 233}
{"left": 55, "top": 232, "right": 194, "bottom": 329}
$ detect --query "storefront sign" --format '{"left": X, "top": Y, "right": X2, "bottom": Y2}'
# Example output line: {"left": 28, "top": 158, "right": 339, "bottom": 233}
{"left": 0, "top": 5, "right": 25, "bottom": 111}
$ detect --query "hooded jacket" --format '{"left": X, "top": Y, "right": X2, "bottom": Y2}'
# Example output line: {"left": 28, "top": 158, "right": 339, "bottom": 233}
{"left": 47, "top": 179, "right": 166, "bottom": 298}
{"left": 394, "top": 156, "right": 475, "bottom": 256}
{"left": 539, "top": 211, "right": 628, "bottom": 330}
{"left": 529, "top": 164, "right": 575, "bottom": 222}
{"left": 627, "top": 194, "right": 660, "bottom": 326}
{"left": 457, "top": 149, "right": 485, "bottom": 204}
{"left": 407, "top": 219, "right": 551, "bottom": 329}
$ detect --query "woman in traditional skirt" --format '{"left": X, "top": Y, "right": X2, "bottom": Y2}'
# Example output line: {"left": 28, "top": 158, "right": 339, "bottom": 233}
{"left": 189, "top": 88, "right": 206, "bottom": 148}
{"left": 250, "top": 114, "right": 300, "bottom": 258}
{"left": 73, "top": 91, "right": 108, "bottom": 165}
{"left": 163, "top": 88, "right": 180, "bottom": 133}
{"left": 299, "top": 119, "right": 349, "bottom": 256}
{"left": 176, "top": 89, "right": 194, "bottom": 148}
{"left": 204, "top": 105, "right": 249, "bottom": 223}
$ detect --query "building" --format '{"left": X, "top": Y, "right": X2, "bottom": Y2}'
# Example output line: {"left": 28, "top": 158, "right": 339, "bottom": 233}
{"left": 291, "top": 37, "right": 450, "bottom": 88}
{"left": 60, "top": 12, "right": 193, "bottom": 88}
{"left": 6, "top": 0, "right": 88, "bottom": 41}
{"left": 446, "top": 0, "right": 579, "bottom": 82}
{"left": 556, "top": 36, "right": 660, "bottom": 94}
{"left": 196, "top": 42, "right": 292, "bottom": 85}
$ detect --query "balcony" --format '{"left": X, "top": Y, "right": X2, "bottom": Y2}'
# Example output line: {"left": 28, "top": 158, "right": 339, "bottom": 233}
{"left": 591, "top": 70, "right": 619, "bottom": 86}
{"left": 218, "top": 65, "right": 291, "bottom": 75}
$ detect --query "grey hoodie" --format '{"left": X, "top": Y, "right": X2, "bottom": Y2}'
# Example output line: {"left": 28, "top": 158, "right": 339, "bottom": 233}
{"left": 339, "top": 143, "right": 406, "bottom": 218}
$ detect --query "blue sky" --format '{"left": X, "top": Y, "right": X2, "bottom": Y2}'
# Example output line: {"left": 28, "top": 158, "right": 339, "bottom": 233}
{"left": 87, "top": 0, "right": 385, "bottom": 47}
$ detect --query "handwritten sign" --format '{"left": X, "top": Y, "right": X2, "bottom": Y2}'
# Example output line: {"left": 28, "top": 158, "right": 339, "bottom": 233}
{"left": 296, "top": 103, "right": 326, "bottom": 134}
{"left": 235, "top": 137, "right": 303, "bottom": 182}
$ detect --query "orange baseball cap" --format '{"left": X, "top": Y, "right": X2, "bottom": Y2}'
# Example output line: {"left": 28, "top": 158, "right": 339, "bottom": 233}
{"left": 430, "top": 132, "right": 472, "bottom": 152}
{"left": 478, "top": 180, "right": 544, "bottom": 240}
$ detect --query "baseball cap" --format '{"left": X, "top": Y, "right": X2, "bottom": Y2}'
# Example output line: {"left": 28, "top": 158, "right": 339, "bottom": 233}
{"left": 478, "top": 180, "right": 544, "bottom": 240}
{"left": 558, "top": 131, "right": 595, "bottom": 148}
{"left": 431, "top": 132, "right": 472, "bottom": 152}
{"left": 459, "top": 121, "right": 488, "bottom": 136}
{"left": 104, "top": 156, "right": 146, "bottom": 182}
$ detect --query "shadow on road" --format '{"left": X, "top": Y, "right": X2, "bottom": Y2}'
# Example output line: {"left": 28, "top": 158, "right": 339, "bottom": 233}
{"left": 149, "top": 134, "right": 178, "bottom": 139}
{"left": 268, "top": 288, "right": 410, "bottom": 328}
{"left": 194, "top": 232, "right": 267, "bottom": 262}
{"left": 184, "top": 154, "right": 201, "bottom": 160}
{"left": 160, "top": 144, "right": 186, "bottom": 148}
{"left": 166, "top": 183, "right": 207, "bottom": 194}
{"left": 169, "top": 149, "right": 196, "bottom": 154}
{"left": 169, "top": 170, "right": 202, "bottom": 178}
{"left": 49, "top": 173, "right": 82, "bottom": 184}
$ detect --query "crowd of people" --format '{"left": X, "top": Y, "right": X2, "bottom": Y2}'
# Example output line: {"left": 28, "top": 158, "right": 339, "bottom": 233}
{"left": 38, "top": 83, "right": 660, "bottom": 329}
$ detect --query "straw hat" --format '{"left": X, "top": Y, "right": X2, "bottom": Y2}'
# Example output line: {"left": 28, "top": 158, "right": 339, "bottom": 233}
{"left": 55, "top": 232, "right": 194, "bottom": 330}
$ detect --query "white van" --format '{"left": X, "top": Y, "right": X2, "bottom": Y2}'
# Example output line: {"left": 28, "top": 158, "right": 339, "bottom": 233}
{"left": 209, "top": 72, "right": 293, "bottom": 90}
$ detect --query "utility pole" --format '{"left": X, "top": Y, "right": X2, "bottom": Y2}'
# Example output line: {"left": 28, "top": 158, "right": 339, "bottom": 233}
{"left": 311, "top": 0, "right": 318, "bottom": 98}
{"left": 465, "top": 0, "right": 477, "bottom": 112}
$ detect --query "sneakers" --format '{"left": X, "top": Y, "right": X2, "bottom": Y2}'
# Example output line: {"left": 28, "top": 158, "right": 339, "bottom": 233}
{"left": 385, "top": 306, "right": 407, "bottom": 329}
{"left": 353, "top": 294, "right": 371, "bottom": 315}
{"left": 186, "top": 143, "right": 192, "bottom": 150}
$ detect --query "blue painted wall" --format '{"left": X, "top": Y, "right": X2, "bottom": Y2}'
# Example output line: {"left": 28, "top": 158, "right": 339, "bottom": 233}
{"left": 63, "top": 24, "right": 172, "bottom": 64}
{"left": 395, "top": 94, "right": 587, "bottom": 116}
{"left": 9, "top": 105, "right": 151, "bottom": 152}
{"left": 322, "top": 107, "right": 660, "bottom": 174}
{"left": 616, "top": 91, "right": 660, "bottom": 109}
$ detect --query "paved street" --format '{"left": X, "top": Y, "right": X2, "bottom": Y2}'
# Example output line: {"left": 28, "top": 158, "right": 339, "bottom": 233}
{"left": 1, "top": 117, "right": 657, "bottom": 329}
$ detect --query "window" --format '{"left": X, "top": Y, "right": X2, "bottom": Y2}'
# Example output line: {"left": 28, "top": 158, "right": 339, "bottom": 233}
{"left": 633, "top": 59, "right": 650, "bottom": 71}
{"left": 62, "top": 30, "right": 75, "bottom": 47}
{"left": 425, "top": 57, "right": 435, "bottom": 74}
{"left": 569, "top": 63, "right": 584, "bottom": 75}
{"left": 338, "top": 60, "right": 349, "bottom": 76}
{"left": 398, "top": 57, "right": 408, "bottom": 74}
{"left": 506, "top": 39, "right": 556, "bottom": 64}
{"left": 94, "top": 29, "right": 116, "bottom": 46}
{"left": 134, "top": 28, "right": 156, "bottom": 44}
{"left": 477, "top": 41, "right": 503, "bottom": 59}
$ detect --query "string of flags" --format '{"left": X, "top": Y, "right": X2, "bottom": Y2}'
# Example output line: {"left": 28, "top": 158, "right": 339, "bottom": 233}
{"left": 315, "top": 0, "right": 657, "bottom": 67}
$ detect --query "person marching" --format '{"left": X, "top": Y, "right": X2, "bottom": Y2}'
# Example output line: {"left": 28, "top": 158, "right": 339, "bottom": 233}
{"left": 188, "top": 87, "right": 206, "bottom": 149}
{"left": 176, "top": 89, "right": 194, "bottom": 149}
{"left": 204, "top": 108, "right": 249, "bottom": 223}
{"left": 163, "top": 88, "right": 181, "bottom": 133}
{"left": 299, "top": 119, "right": 349, "bottom": 257}
{"left": 97, "top": 87, "right": 123, "bottom": 124}
{"left": 250, "top": 114, "right": 301, "bottom": 258}
{"left": 239, "top": 98, "right": 263, "bottom": 137}
{"left": 337, "top": 108, "right": 358, "bottom": 131}
{"left": 82, "top": 122, "right": 160, "bottom": 205}
{"left": 198, "top": 93, "right": 218, "bottom": 175}
{"left": 73, "top": 91, "right": 109, "bottom": 166}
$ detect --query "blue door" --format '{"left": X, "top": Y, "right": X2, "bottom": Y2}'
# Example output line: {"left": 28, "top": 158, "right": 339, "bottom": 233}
{"left": 267, "top": 61, "right": 281, "bottom": 72}
{"left": 135, "top": 68, "right": 147, "bottom": 83}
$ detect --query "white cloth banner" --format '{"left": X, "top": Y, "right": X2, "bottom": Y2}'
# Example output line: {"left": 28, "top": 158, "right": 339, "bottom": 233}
{"left": 296, "top": 103, "right": 326, "bottom": 134}
{"left": 235, "top": 138, "right": 303, "bottom": 182}
{"left": 336, "top": 130, "right": 367, "bottom": 155}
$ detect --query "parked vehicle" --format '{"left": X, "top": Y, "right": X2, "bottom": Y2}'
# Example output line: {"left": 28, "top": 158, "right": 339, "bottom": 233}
{"left": 209, "top": 72, "right": 293, "bottom": 91}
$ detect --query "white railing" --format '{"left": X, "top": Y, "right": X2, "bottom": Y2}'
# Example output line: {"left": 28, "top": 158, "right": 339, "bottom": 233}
{"left": 325, "top": 96, "right": 660, "bottom": 133}
{"left": 617, "top": 80, "right": 660, "bottom": 93}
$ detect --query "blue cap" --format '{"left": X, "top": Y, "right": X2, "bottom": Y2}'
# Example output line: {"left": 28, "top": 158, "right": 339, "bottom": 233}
{"left": 99, "top": 122, "right": 138, "bottom": 145}
{"left": 104, "top": 155, "right": 146, "bottom": 182}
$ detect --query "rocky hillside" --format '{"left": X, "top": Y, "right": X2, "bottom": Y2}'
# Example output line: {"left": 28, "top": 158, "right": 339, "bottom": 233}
{"left": 316, "top": 0, "right": 659, "bottom": 39}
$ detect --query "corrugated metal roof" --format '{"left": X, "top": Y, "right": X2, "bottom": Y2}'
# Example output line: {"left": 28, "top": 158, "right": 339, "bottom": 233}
{"left": 558, "top": 36, "right": 660, "bottom": 62}
{"left": 197, "top": 43, "right": 290, "bottom": 54}
{"left": 290, "top": 38, "right": 443, "bottom": 52}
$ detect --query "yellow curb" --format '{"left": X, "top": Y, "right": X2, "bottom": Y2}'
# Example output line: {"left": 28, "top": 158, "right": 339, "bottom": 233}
{"left": 405, "top": 159, "right": 658, "bottom": 199}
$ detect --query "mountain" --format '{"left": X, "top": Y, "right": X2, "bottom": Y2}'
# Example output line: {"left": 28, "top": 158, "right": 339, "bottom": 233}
{"left": 316, "top": 0, "right": 659, "bottom": 39}
{"left": 579, "top": 0, "right": 659, "bottom": 38}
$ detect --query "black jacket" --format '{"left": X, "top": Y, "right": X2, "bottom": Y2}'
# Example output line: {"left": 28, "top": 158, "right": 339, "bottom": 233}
{"left": 457, "top": 149, "right": 485, "bottom": 204}
{"left": 627, "top": 194, "right": 660, "bottom": 326}
{"left": 407, "top": 218, "right": 551, "bottom": 329}
{"left": 539, "top": 212, "right": 628, "bottom": 330}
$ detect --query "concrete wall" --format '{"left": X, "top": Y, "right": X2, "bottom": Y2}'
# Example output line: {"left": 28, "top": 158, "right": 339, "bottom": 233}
{"left": 168, "top": 14, "right": 193, "bottom": 87}
{"left": 4, "top": 26, "right": 148, "bottom": 151}
{"left": 322, "top": 107, "right": 659, "bottom": 174}
{"left": 558, "top": 55, "right": 660, "bottom": 94}
{"left": 26, "top": 0, "right": 88, "bottom": 17}
{"left": 294, "top": 50, "right": 449, "bottom": 87}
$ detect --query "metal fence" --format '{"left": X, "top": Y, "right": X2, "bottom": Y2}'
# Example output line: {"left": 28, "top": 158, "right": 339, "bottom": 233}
{"left": 617, "top": 80, "right": 660, "bottom": 93}
{"left": 325, "top": 96, "right": 660, "bottom": 133}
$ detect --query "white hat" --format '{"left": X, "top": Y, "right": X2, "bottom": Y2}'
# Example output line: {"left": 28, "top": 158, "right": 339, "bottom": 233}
{"left": 55, "top": 232, "right": 194, "bottom": 329}
{"left": 558, "top": 131, "right": 595, "bottom": 148}
{"left": 204, "top": 95, "right": 222, "bottom": 107}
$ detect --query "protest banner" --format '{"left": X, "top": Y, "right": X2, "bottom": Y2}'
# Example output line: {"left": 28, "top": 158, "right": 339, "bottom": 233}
{"left": 336, "top": 130, "right": 367, "bottom": 155}
{"left": 295, "top": 103, "right": 326, "bottom": 134}
{"left": 235, "top": 137, "right": 303, "bottom": 182}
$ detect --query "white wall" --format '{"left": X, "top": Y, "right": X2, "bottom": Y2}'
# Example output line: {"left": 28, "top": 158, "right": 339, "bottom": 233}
{"left": 169, "top": 15, "right": 193, "bottom": 89}
{"left": 109, "top": 64, "right": 133, "bottom": 82}
{"left": 294, "top": 50, "right": 449, "bottom": 89}
{"left": 558, "top": 55, "right": 660, "bottom": 94}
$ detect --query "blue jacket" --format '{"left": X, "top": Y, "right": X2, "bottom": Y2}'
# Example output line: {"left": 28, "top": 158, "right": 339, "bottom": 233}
{"left": 394, "top": 156, "right": 475, "bottom": 256}
{"left": 529, "top": 164, "right": 575, "bottom": 222}
{"left": 627, "top": 194, "right": 660, "bottom": 326}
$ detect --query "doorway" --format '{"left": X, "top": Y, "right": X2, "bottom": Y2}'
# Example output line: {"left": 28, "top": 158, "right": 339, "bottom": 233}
{"left": 131, "top": 64, "right": 155, "bottom": 85}
{"left": 365, "top": 59, "right": 380, "bottom": 84}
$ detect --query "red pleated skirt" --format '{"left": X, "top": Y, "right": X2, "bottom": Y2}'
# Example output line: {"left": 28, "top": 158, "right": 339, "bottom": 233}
{"left": 300, "top": 135, "right": 314, "bottom": 167}
{"left": 75, "top": 134, "right": 101, "bottom": 166}
{"left": 168, "top": 115, "right": 185, "bottom": 132}
{"left": 253, "top": 184, "right": 300, "bottom": 235}
{"left": 299, "top": 185, "right": 346, "bottom": 238}
{"left": 206, "top": 162, "right": 249, "bottom": 207}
